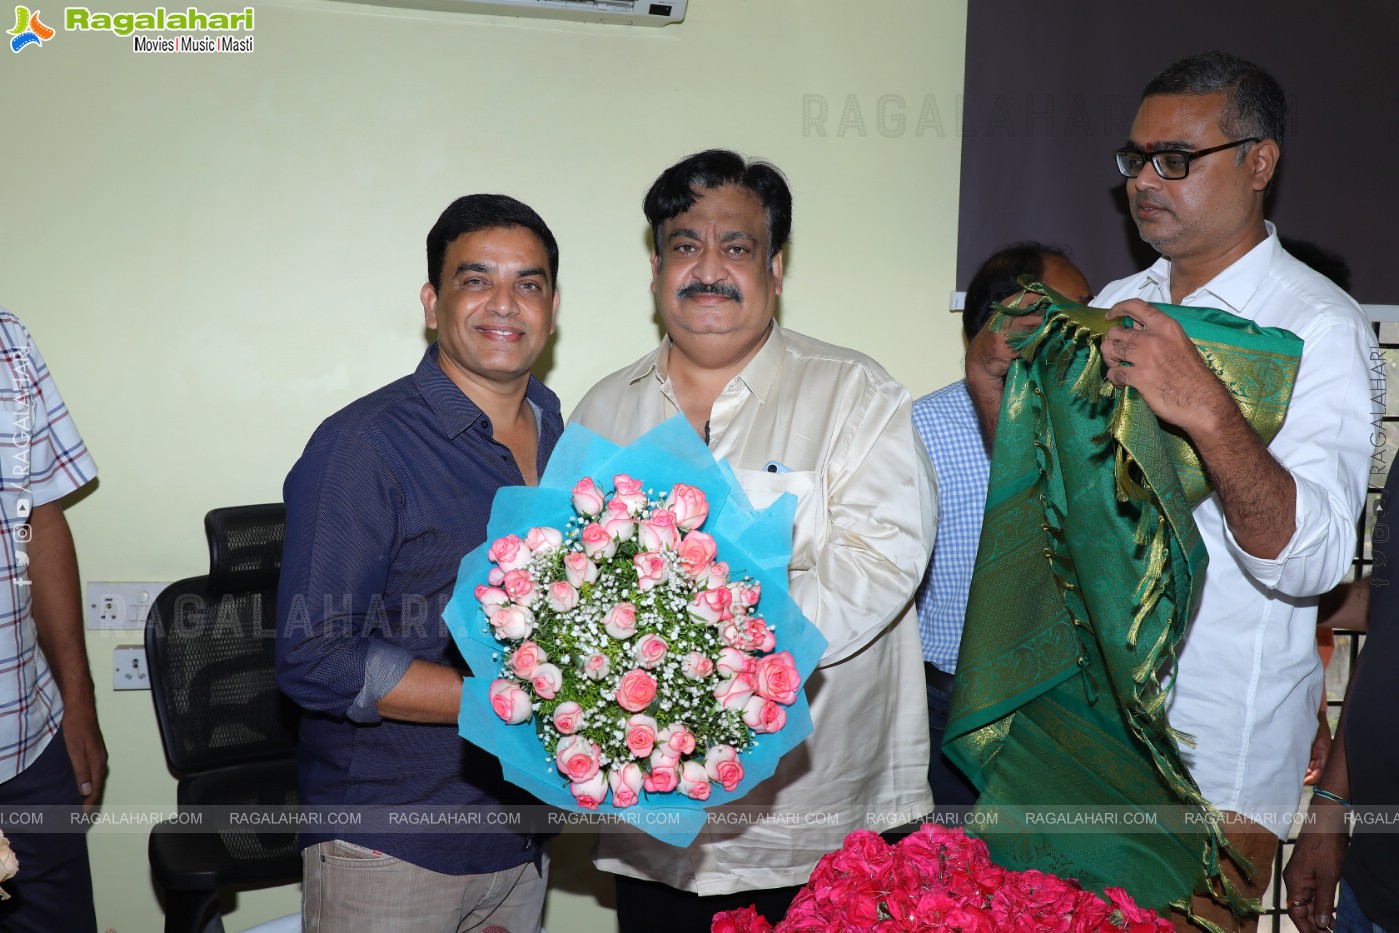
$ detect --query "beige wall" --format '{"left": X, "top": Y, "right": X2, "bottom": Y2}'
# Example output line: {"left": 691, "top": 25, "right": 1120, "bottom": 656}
{"left": 0, "top": 0, "right": 967, "bottom": 929}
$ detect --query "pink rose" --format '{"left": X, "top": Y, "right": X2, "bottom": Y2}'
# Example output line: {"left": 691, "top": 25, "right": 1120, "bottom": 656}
{"left": 530, "top": 663, "right": 564, "bottom": 700}
{"left": 721, "top": 618, "right": 774, "bottom": 652}
{"left": 731, "top": 580, "right": 761, "bottom": 610}
{"left": 745, "top": 618, "right": 776, "bottom": 652}
{"left": 487, "top": 534, "right": 532, "bottom": 572}
{"left": 563, "top": 551, "right": 598, "bottom": 588}
{"left": 488, "top": 679, "right": 532, "bottom": 724}
{"left": 717, "top": 646, "right": 756, "bottom": 679}
{"left": 603, "top": 602, "right": 638, "bottom": 640}
{"left": 608, "top": 763, "right": 644, "bottom": 809}
{"left": 713, "top": 671, "right": 757, "bottom": 711}
{"left": 582, "top": 653, "right": 611, "bottom": 681}
{"left": 624, "top": 714, "right": 657, "bottom": 759}
{"left": 545, "top": 581, "right": 579, "bottom": 613}
{"left": 487, "top": 566, "right": 504, "bottom": 586}
{"left": 633, "top": 633, "right": 669, "bottom": 669}
{"left": 1068, "top": 890, "right": 1113, "bottom": 932}
{"left": 911, "top": 894, "right": 994, "bottom": 933}
{"left": 698, "top": 561, "right": 730, "bottom": 589}
{"left": 676, "top": 531, "right": 718, "bottom": 578}
{"left": 665, "top": 483, "right": 710, "bottom": 532}
{"left": 580, "top": 522, "right": 617, "bottom": 560}
{"left": 501, "top": 568, "right": 537, "bottom": 607}
{"left": 681, "top": 651, "right": 715, "bottom": 681}
{"left": 712, "top": 907, "right": 774, "bottom": 933}
{"left": 677, "top": 760, "right": 712, "bottom": 801}
{"left": 633, "top": 552, "right": 669, "bottom": 592}
{"left": 689, "top": 586, "right": 733, "bottom": 625}
{"left": 637, "top": 510, "right": 680, "bottom": 552}
{"left": 611, "top": 474, "right": 648, "bottom": 515}
{"left": 704, "top": 744, "right": 745, "bottom": 792}
{"left": 991, "top": 869, "right": 1079, "bottom": 932}
{"left": 509, "top": 640, "right": 547, "bottom": 679}
{"left": 755, "top": 651, "right": 800, "bottom": 705}
{"left": 555, "top": 734, "right": 601, "bottom": 782}
{"left": 650, "top": 746, "right": 679, "bottom": 769}
{"left": 489, "top": 604, "right": 535, "bottom": 641}
{"left": 1104, "top": 887, "right": 1163, "bottom": 926}
{"left": 569, "top": 770, "right": 609, "bottom": 810}
{"left": 741, "top": 695, "right": 787, "bottom": 733}
{"left": 475, "top": 585, "right": 509, "bottom": 609}
{"left": 615, "top": 669, "right": 657, "bottom": 712}
{"left": 571, "top": 477, "right": 606, "bottom": 517}
{"left": 657, "top": 722, "right": 696, "bottom": 756}
{"left": 524, "top": 526, "right": 563, "bottom": 555}
{"left": 643, "top": 761, "right": 679, "bottom": 794}
{"left": 600, "top": 506, "right": 636, "bottom": 543}
{"left": 552, "top": 701, "right": 584, "bottom": 734}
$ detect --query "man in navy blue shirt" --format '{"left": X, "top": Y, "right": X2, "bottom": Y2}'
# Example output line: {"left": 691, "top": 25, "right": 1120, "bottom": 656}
{"left": 276, "top": 194, "right": 564, "bottom": 933}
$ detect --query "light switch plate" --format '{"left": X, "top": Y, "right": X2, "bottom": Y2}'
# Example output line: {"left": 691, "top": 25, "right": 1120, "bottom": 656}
{"left": 86, "top": 582, "right": 168, "bottom": 630}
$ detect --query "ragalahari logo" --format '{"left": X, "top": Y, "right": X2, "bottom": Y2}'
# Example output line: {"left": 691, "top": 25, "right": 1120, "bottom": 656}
{"left": 9, "top": 6, "right": 53, "bottom": 52}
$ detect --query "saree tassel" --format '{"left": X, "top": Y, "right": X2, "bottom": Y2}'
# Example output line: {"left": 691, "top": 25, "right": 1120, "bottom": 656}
{"left": 1071, "top": 340, "right": 1104, "bottom": 398}
{"left": 1126, "top": 522, "right": 1169, "bottom": 649}
{"left": 1107, "top": 387, "right": 1129, "bottom": 438}
{"left": 1115, "top": 448, "right": 1150, "bottom": 505}
{"left": 1195, "top": 825, "right": 1264, "bottom": 923}
{"left": 1050, "top": 330, "right": 1082, "bottom": 383}
{"left": 1168, "top": 725, "right": 1198, "bottom": 748}
{"left": 1140, "top": 688, "right": 1170, "bottom": 719}
{"left": 1078, "top": 662, "right": 1101, "bottom": 706}
{"left": 1132, "top": 633, "right": 1172, "bottom": 688}
{"left": 1170, "top": 901, "right": 1234, "bottom": 933}
{"left": 1132, "top": 503, "right": 1162, "bottom": 549}
{"left": 1007, "top": 311, "right": 1062, "bottom": 361}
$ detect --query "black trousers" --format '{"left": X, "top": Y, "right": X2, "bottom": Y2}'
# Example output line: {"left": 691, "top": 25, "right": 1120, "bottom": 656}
{"left": 615, "top": 874, "right": 803, "bottom": 933}
{"left": 0, "top": 726, "right": 97, "bottom": 933}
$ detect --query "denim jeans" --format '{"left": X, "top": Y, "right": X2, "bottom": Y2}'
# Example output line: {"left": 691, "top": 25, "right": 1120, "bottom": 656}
{"left": 1337, "top": 878, "right": 1393, "bottom": 933}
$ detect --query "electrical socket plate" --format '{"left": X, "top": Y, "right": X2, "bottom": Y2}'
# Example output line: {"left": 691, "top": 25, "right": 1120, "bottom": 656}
{"left": 112, "top": 645, "right": 150, "bottom": 691}
{"left": 86, "top": 582, "right": 168, "bottom": 631}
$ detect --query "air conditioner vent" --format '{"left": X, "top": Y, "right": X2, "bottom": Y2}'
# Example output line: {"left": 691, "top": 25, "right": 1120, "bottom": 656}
{"left": 333, "top": 0, "right": 688, "bottom": 26}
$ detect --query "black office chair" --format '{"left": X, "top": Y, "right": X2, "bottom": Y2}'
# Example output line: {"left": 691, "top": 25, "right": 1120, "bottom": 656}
{"left": 145, "top": 504, "right": 301, "bottom": 933}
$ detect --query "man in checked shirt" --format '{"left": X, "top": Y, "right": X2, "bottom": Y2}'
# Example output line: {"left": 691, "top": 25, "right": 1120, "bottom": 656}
{"left": 0, "top": 308, "right": 105, "bottom": 933}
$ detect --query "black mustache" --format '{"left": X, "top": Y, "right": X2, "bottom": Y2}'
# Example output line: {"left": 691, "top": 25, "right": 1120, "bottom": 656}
{"left": 677, "top": 282, "right": 742, "bottom": 301}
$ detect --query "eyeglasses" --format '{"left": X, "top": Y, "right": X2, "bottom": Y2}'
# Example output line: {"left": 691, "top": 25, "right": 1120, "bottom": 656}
{"left": 1114, "top": 137, "right": 1261, "bottom": 180}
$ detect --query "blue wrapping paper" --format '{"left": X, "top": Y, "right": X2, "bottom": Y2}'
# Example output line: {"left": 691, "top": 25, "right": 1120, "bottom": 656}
{"left": 444, "top": 416, "right": 828, "bottom": 846}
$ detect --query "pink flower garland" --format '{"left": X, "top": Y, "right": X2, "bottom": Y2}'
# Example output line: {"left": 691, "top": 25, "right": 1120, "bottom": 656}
{"left": 712, "top": 825, "right": 1172, "bottom": 932}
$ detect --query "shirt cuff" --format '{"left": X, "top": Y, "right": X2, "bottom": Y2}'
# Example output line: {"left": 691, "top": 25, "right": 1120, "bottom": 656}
{"left": 347, "top": 642, "right": 415, "bottom": 724}
{"left": 1222, "top": 475, "right": 1314, "bottom": 589}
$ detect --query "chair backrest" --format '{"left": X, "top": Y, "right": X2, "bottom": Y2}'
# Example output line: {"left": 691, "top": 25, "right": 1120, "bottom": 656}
{"left": 146, "top": 504, "right": 298, "bottom": 775}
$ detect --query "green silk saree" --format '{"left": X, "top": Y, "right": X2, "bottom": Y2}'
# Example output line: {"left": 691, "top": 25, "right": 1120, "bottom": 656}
{"left": 945, "top": 282, "right": 1303, "bottom": 924}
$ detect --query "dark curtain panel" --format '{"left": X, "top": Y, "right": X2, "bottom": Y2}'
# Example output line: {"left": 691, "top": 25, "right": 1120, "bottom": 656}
{"left": 956, "top": 2, "right": 1397, "bottom": 303}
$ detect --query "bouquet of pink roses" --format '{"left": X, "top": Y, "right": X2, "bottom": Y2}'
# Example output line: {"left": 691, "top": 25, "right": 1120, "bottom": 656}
{"left": 712, "top": 825, "right": 1174, "bottom": 933}
{"left": 480, "top": 474, "right": 802, "bottom": 810}
{"left": 445, "top": 418, "right": 827, "bottom": 846}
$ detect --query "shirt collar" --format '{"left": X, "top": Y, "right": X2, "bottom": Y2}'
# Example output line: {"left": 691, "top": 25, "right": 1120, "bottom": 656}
{"left": 1140, "top": 221, "right": 1279, "bottom": 314}
{"left": 413, "top": 343, "right": 560, "bottom": 440}
{"left": 629, "top": 322, "right": 785, "bottom": 406}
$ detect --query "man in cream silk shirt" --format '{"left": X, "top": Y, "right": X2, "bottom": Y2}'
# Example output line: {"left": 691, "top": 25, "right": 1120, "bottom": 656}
{"left": 571, "top": 149, "right": 937, "bottom": 932}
